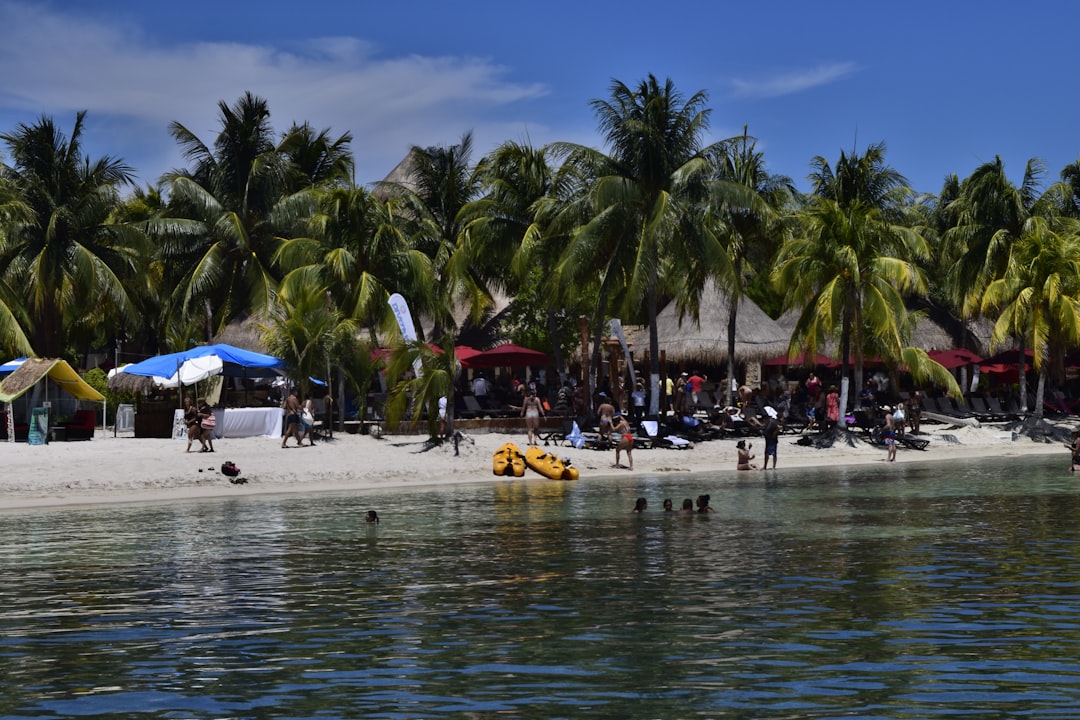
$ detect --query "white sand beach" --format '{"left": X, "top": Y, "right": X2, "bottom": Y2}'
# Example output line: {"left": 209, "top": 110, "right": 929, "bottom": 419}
{"left": 1, "top": 418, "right": 1075, "bottom": 510}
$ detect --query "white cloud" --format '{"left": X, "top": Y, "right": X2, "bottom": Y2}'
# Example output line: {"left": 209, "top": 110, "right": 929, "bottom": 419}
{"left": 0, "top": 2, "right": 550, "bottom": 184}
{"left": 729, "top": 62, "right": 857, "bottom": 99}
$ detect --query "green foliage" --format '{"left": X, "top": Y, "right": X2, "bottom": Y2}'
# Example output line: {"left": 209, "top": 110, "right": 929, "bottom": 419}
{"left": 82, "top": 367, "right": 136, "bottom": 423}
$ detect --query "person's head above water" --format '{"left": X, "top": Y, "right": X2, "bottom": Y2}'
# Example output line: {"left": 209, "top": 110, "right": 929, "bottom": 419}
{"left": 365, "top": 510, "right": 379, "bottom": 524}
{"left": 633, "top": 497, "right": 647, "bottom": 512}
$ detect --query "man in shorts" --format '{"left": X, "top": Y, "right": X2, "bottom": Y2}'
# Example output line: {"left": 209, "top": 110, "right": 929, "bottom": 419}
{"left": 761, "top": 414, "right": 780, "bottom": 470}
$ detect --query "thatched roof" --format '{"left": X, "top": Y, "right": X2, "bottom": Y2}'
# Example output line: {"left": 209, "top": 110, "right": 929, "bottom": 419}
{"left": 106, "top": 371, "right": 160, "bottom": 394}
{"left": 776, "top": 307, "right": 989, "bottom": 356}
{"left": 0, "top": 358, "right": 104, "bottom": 402}
{"left": 371, "top": 149, "right": 420, "bottom": 201}
{"left": 211, "top": 315, "right": 270, "bottom": 353}
{"left": 643, "top": 280, "right": 789, "bottom": 365}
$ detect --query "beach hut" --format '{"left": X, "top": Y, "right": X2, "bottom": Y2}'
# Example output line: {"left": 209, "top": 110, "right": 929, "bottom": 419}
{"left": 648, "top": 281, "right": 789, "bottom": 367}
{"left": 0, "top": 358, "right": 106, "bottom": 442}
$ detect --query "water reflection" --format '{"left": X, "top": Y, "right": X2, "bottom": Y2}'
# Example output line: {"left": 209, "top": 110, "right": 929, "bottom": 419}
{"left": 2, "top": 455, "right": 1080, "bottom": 717}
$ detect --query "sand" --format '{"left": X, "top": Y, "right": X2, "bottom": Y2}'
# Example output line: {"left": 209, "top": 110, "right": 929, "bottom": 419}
{"left": 1, "top": 417, "right": 1075, "bottom": 510}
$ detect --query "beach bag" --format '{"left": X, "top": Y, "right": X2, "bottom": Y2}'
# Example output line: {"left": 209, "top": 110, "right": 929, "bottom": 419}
{"left": 201, "top": 413, "right": 216, "bottom": 430}
{"left": 302, "top": 409, "right": 315, "bottom": 428}
{"left": 893, "top": 408, "right": 905, "bottom": 422}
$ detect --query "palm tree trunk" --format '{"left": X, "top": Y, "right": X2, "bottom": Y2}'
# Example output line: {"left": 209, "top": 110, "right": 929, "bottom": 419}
{"left": 648, "top": 281, "right": 660, "bottom": 417}
{"left": 1034, "top": 367, "right": 1046, "bottom": 421}
{"left": 1018, "top": 335, "right": 1029, "bottom": 416}
{"left": 726, "top": 294, "right": 738, "bottom": 409}
{"left": 546, "top": 308, "right": 566, "bottom": 384}
{"left": 588, "top": 288, "right": 607, "bottom": 423}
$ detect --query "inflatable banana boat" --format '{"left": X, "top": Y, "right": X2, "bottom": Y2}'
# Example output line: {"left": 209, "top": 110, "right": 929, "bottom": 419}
{"left": 524, "top": 446, "right": 579, "bottom": 481}
{"left": 492, "top": 442, "right": 526, "bottom": 477}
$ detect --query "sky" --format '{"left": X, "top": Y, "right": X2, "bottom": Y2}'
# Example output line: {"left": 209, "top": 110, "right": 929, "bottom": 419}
{"left": 0, "top": 1, "right": 1076, "bottom": 195}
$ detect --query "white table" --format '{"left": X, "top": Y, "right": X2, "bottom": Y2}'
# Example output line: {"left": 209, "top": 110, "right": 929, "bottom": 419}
{"left": 173, "top": 407, "right": 282, "bottom": 440}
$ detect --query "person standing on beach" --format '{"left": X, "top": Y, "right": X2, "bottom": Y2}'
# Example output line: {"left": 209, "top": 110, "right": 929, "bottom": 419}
{"left": 472, "top": 372, "right": 490, "bottom": 408}
{"left": 596, "top": 395, "right": 616, "bottom": 444}
{"left": 282, "top": 390, "right": 304, "bottom": 448}
{"left": 882, "top": 407, "right": 897, "bottom": 462}
{"left": 761, "top": 415, "right": 780, "bottom": 470}
{"left": 184, "top": 396, "right": 206, "bottom": 453}
{"left": 521, "top": 390, "right": 545, "bottom": 446}
{"left": 612, "top": 413, "right": 634, "bottom": 470}
{"left": 199, "top": 402, "right": 216, "bottom": 453}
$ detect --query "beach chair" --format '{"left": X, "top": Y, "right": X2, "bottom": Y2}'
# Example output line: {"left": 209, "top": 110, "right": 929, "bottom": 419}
{"left": 540, "top": 420, "right": 574, "bottom": 446}
{"left": 985, "top": 395, "right": 1019, "bottom": 421}
{"left": 965, "top": 396, "right": 995, "bottom": 422}
{"left": 635, "top": 419, "right": 692, "bottom": 449}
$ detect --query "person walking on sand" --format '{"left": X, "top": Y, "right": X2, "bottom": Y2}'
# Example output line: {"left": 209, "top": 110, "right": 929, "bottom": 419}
{"left": 184, "top": 395, "right": 206, "bottom": 453}
{"left": 282, "top": 390, "right": 304, "bottom": 448}
{"left": 302, "top": 396, "right": 317, "bottom": 446}
{"left": 521, "top": 390, "right": 545, "bottom": 446}
{"left": 199, "top": 402, "right": 216, "bottom": 453}
{"left": 612, "top": 413, "right": 634, "bottom": 470}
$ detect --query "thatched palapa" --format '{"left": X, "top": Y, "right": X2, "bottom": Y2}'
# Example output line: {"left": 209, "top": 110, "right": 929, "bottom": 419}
{"left": 646, "top": 280, "right": 789, "bottom": 365}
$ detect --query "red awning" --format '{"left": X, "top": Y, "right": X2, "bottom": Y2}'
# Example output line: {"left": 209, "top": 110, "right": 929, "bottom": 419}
{"left": 461, "top": 343, "right": 547, "bottom": 369}
{"left": 928, "top": 348, "right": 984, "bottom": 369}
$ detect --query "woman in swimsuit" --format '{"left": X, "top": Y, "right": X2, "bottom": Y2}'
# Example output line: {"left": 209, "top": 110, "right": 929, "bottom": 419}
{"left": 521, "top": 390, "right": 545, "bottom": 446}
{"left": 612, "top": 414, "right": 634, "bottom": 470}
{"left": 736, "top": 439, "right": 757, "bottom": 470}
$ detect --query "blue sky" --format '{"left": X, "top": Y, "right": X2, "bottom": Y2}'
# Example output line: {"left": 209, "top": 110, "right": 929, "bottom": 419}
{"left": 0, "top": 1, "right": 1075, "bottom": 195}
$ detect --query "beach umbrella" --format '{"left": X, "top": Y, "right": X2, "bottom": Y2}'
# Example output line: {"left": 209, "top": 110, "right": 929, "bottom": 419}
{"left": 762, "top": 351, "right": 834, "bottom": 367}
{"left": 927, "top": 348, "right": 983, "bottom": 369}
{"left": 0, "top": 357, "right": 27, "bottom": 374}
{"left": 462, "top": 343, "right": 547, "bottom": 369}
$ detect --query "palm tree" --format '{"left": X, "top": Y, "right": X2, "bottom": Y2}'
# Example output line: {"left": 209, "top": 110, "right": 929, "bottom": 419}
{"left": 705, "top": 127, "right": 793, "bottom": 404}
{"left": 774, "top": 197, "right": 939, "bottom": 420}
{"left": 461, "top": 141, "right": 580, "bottom": 378}
{"left": 552, "top": 75, "right": 727, "bottom": 416}
{"left": 260, "top": 284, "right": 357, "bottom": 404}
{"left": 155, "top": 92, "right": 317, "bottom": 338}
{"left": 980, "top": 217, "right": 1080, "bottom": 420}
{"left": 942, "top": 157, "right": 1056, "bottom": 410}
{"left": 276, "top": 186, "right": 433, "bottom": 331}
{"left": 278, "top": 122, "right": 354, "bottom": 191}
{"left": 0, "top": 177, "right": 33, "bottom": 356}
{"left": 0, "top": 111, "right": 139, "bottom": 358}
{"left": 805, "top": 142, "right": 913, "bottom": 395}
{"left": 383, "top": 337, "right": 458, "bottom": 440}
{"left": 382, "top": 132, "right": 481, "bottom": 338}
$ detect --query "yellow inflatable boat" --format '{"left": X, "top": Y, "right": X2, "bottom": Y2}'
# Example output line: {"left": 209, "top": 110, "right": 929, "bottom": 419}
{"left": 492, "top": 442, "right": 526, "bottom": 477}
{"left": 524, "top": 446, "right": 579, "bottom": 481}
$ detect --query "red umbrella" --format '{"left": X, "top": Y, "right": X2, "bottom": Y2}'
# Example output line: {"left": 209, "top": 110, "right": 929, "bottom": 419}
{"left": 462, "top": 343, "right": 547, "bottom": 369}
{"left": 928, "top": 348, "right": 983, "bottom": 369}
{"left": 762, "top": 351, "right": 834, "bottom": 367}
{"left": 455, "top": 345, "right": 481, "bottom": 363}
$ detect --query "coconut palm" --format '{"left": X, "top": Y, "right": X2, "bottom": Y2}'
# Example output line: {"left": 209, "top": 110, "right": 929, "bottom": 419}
{"left": 942, "top": 157, "right": 1057, "bottom": 410}
{"left": 552, "top": 75, "right": 728, "bottom": 416}
{"left": 381, "top": 132, "right": 482, "bottom": 338}
{"left": 705, "top": 127, "right": 793, "bottom": 404}
{"left": 278, "top": 122, "right": 354, "bottom": 191}
{"left": 461, "top": 141, "right": 582, "bottom": 378}
{"left": 0, "top": 111, "right": 140, "bottom": 358}
{"left": 980, "top": 217, "right": 1080, "bottom": 419}
{"left": 0, "top": 178, "right": 33, "bottom": 355}
{"left": 260, "top": 284, "right": 358, "bottom": 404}
{"left": 383, "top": 337, "right": 458, "bottom": 440}
{"left": 276, "top": 186, "right": 433, "bottom": 332}
{"left": 774, "top": 198, "right": 938, "bottom": 419}
{"left": 155, "top": 92, "right": 317, "bottom": 338}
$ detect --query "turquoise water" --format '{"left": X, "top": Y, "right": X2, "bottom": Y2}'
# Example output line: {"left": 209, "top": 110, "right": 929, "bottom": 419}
{"left": 2, "top": 454, "right": 1080, "bottom": 718}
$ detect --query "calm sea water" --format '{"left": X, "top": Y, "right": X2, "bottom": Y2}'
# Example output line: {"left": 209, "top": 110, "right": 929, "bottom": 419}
{"left": 2, "top": 453, "right": 1080, "bottom": 719}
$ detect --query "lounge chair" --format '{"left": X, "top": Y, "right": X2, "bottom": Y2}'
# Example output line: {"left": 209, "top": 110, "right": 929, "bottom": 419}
{"left": 635, "top": 419, "right": 692, "bottom": 449}
{"left": 540, "top": 419, "right": 574, "bottom": 446}
{"left": 985, "top": 395, "right": 1019, "bottom": 421}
